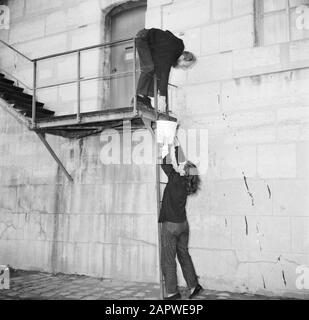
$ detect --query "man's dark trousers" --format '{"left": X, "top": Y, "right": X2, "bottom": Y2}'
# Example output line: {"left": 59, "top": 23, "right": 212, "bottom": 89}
{"left": 135, "top": 29, "right": 155, "bottom": 97}
{"left": 161, "top": 221, "right": 198, "bottom": 294}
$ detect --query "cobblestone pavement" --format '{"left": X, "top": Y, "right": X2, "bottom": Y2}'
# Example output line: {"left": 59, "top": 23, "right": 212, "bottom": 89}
{"left": 0, "top": 270, "right": 301, "bottom": 300}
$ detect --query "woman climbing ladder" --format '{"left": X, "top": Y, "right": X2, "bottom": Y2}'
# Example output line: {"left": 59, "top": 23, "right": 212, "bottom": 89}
{"left": 159, "top": 143, "right": 204, "bottom": 300}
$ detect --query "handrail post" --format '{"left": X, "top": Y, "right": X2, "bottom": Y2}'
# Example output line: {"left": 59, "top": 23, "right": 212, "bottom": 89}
{"left": 154, "top": 74, "right": 158, "bottom": 119}
{"left": 32, "top": 60, "right": 37, "bottom": 126}
{"left": 133, "top": 37, "right": 137, "bottom": 113}
{"left": 77, "top": 51, "right": 81, "bottom": 122}
{"left": 166, "top": 88, "right": 169, "bottom": 116}
{"left": 0, "top": 39, "right": 33, "bottom": 62}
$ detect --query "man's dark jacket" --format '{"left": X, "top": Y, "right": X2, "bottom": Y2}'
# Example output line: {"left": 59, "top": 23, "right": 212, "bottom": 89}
{"left": 147, "top": 28, "right": 184, "bottom": 96}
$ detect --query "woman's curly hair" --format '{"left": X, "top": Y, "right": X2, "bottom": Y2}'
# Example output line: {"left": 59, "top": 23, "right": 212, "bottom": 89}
{"left": 184, "top": 161, "right": 201, "bottom": 195}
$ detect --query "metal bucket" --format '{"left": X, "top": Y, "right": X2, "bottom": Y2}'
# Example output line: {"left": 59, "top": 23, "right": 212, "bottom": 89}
{"left": 156, "top": 120, "right": 177, "bottom": 145}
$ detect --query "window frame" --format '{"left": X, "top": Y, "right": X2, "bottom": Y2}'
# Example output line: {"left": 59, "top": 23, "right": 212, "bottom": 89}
{"left": 254, "top": 0, "right": 306, "bottom": 46}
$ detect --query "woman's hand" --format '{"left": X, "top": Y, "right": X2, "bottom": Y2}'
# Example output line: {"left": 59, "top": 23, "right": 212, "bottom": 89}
{"left": 170, "top": 144, "right": 179, "bottom": 171}
{"left": 174, "top": 136, "right": 180, "bottom": 147}
{"left": 161, "top": 144, "right": 169, "bottom": 159}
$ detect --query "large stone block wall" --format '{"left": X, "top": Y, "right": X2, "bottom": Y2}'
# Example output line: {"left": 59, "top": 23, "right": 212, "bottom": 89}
{"left": 0, "top": 0, "right": 160, "bottom": 283}
{"left": 147, "top": 0, "right": 309, "bottom": 298}
{"left": 0, "top": 0, "right": 309, "bottom": 298}
{"left": 0, "top": 100, "right": 159, "bottom": 281}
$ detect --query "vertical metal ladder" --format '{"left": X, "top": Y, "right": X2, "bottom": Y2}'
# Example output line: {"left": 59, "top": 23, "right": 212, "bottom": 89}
{"left": 153, "top": 75, "right": 172, "bottom": 300}
{"left": 153, "top": 75, "right": 164, "bottom": 300}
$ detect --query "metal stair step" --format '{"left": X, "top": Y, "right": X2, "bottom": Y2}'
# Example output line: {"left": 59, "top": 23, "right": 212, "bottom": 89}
{"left": 0, "top": 82, "right": 24, "bottom": 93}
{"left": 12, "top": 102, "right": 54, "bottom": 114}
{"left": 12, "top": 103, "right": 55, "bottom": 115}
{"left": 16, "top": 108, "right": 54, "bottom": 119}
{"left": 1, "top": 92, "right": 45, "bottom": 108}
{"left": 0, "top": 77, "right": 15, "bottom": 85}
{"left": 1, "top": 90, "right": 43, "bottom": 105}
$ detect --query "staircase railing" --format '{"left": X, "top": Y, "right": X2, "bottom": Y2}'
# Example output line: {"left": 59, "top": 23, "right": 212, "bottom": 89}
{"left": 33, "top": 37, "right": 137, "bottom": 125}
{"left": 0, "top": 39, "right": 32, "bottom": 62}
{"left": 0, "top": 38, "right": 176, "bottom": 127}
{"left": 0, "top": 39, "right": 33, "bottom": 91}
{"left": 1, "top": 37, "right": 137, "bottom": 126}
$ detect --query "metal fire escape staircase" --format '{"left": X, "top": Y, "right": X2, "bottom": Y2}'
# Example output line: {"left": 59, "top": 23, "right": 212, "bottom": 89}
{"left": 0, "top": 38, "right": 177, "bottom": 179}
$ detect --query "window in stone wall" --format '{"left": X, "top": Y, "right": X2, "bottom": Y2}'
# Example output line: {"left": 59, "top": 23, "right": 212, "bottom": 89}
{"left": 255, "top": 0, "right": 309, "bottom": 46}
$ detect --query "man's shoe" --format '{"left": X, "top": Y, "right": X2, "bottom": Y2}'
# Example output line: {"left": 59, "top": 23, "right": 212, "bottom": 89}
{"left": 142, "top": 96, "right": 151, "bottom": 104}
{"left": 164, "top": 293, "right": 181, "bottom": 300}
{"left": 132, "top": 95, "right": 153, "bottom": 109}
{"left": 142, "top": 96, "right": 154, "bottom": 110}
{"left": 189, "top": 284, "right": 204, "bottom": 299}
{"left": 131, "top": 96, "right": 145, "bottom": 108}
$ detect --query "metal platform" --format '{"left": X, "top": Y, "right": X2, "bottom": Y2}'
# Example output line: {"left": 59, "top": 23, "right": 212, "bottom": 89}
{"left": 35, "top": 105, "right": 177, "bottom": 139}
